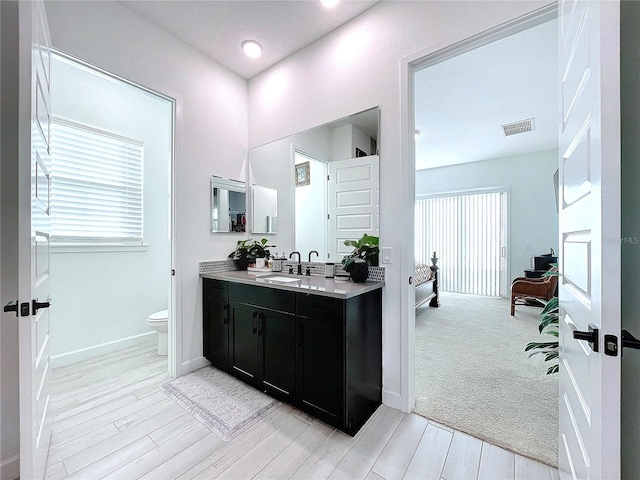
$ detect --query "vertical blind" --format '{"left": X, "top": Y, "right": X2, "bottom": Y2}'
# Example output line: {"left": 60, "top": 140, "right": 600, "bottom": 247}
{"left": 415, "top": 191, "right": 505, "bottom": 297}
{"left": 50, "top": 117, "right": 144, "bottom": 243}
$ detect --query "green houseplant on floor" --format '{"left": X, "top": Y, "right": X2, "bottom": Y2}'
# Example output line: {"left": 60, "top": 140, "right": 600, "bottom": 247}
{"left": 525, "top": 267, "right": 559, "bottom": 375}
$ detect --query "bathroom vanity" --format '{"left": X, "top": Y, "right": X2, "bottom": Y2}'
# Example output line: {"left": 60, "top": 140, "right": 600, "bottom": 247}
{"left": 201, "top": 271, "right": 383, "bottom": 436}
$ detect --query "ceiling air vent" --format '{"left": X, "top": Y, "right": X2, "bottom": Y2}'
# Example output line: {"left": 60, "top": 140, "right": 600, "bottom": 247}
{"left": 501, "top": 118, "right": 535, "bottom": 136}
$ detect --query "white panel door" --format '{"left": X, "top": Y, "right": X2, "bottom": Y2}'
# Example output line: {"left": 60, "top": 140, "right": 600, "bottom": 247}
{"left": 18, "top": 1, "right": 53, "bottom": 478}
{"left": 558, "top": 1, "right": 621, "bottom": 479}
{"left": 328, "top": 155, "right": 379, "bottom": 260}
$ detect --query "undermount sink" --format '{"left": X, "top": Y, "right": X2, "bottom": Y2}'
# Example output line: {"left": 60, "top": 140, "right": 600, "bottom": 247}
{"left": 264, "top": 276, "right": 302, "bottom": 283}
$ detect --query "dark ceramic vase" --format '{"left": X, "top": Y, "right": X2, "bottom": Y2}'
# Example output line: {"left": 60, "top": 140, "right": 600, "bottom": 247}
{"left": 349, "top": 262, "right": 369, "bottom": 283}
{"left": 234, "top": 258, "right": 250, "bottom": 271}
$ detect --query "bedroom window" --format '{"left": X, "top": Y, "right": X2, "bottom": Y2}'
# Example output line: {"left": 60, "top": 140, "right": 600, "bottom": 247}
{"left": 415, "top": 189, "right": 506, "bottom": 297}
{"left": 50, "top": 117, "right": 144, "bottom": 244}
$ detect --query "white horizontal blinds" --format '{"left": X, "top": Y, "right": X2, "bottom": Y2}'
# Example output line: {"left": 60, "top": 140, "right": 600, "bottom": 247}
{"left": 415, "top": 191, "right": 504, "bottom": 297}
{"left": 50, "top": 117, "right": 144, "bottom": 244}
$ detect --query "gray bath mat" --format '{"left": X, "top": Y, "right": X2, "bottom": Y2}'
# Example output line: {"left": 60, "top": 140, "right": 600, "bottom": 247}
{"left": 160, "top": 366, "right": 280, "bottom": 441}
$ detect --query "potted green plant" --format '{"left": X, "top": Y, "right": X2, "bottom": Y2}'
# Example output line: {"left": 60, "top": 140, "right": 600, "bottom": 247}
{"left": 341, "top": 234, "right": 379, "bottom": 283}
{"left": 248, "top": 238, "right": 275, "bottom": 263}
{"left": 525, "top": 268, "right": 559, "bottom": 375}
{"left": 228, "top": 238, "right": 275, "bottom": 270}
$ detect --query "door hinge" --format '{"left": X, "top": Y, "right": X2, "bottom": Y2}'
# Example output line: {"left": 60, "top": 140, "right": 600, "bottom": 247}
{"left": 327, "top": 214, "right": 330, "bottom": 220}
{"left": 171, "top": 269, "right": 175, "bottom": 276}
{"left": 327, "top": 174, "right": 330, "bottom": 181}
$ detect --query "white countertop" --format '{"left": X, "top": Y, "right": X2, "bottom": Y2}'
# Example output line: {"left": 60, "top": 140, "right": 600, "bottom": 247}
{"left": 200, "top": 270, "right": 384, "bottom": 299}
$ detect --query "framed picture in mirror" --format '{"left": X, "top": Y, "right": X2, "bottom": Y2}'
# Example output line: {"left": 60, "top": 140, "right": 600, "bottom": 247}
{"left": 295, "top": 161, "right": 310, "bottom": 187}
{"left": 355, "top": 147, "right": 367, "bottom": 157}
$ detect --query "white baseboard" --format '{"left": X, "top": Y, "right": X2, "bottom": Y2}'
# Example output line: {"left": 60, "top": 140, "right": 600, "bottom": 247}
{"left": 180, "top": 356, "right": 210, "bottom": 376}
{"left": 51, "top": 332, "right": 156, "bottom": 368}
{"left": 0, "top": 454, "right": 19, "bottom": 480}
{"left": 382, "top": 388, "right": 403, "bottom": 411}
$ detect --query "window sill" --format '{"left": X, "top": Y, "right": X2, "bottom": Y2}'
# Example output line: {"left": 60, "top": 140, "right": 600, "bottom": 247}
{"left": 51, "top": 243, "right": 148, "bottom": 254}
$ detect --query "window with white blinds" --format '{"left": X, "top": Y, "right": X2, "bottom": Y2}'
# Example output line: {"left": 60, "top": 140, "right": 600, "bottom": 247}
{"left": 415, "top": 190, "right": 506, "bottom": 297}
{"left": 50, "top": 117, "right": 144, "bottom": 244}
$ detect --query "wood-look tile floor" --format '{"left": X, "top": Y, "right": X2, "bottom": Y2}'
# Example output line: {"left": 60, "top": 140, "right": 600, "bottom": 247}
{"left": 45, "top": 342, "right": 559, "bottom": 480}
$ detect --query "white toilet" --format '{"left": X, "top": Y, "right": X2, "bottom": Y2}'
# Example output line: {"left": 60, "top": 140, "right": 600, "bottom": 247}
{"left": 147, "top": 310, "right": 168, "bottom": 356}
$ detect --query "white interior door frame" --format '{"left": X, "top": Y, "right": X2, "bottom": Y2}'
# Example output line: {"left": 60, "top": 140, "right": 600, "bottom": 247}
{"left": 49, "top": 50, "right": 180, "bottom": 379}
{"left": 399, "top": 4, "right": 558, "bottom": 413}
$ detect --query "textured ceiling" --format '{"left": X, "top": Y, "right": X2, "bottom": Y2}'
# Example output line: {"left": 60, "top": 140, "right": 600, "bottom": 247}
{"left": 415, "top": 19, "right": 558, "bottom": 170}
{"left": 118, "top": 0, "right": 379, "bottom": 79}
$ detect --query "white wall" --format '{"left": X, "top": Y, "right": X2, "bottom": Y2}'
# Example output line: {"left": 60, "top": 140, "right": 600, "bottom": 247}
{"left": 49, "top": 56, "right": 171, "bottom": 360}
{"left": 45, "top": 0, "right": 248, "bottom": 374}
{"left": 0, "top": 2, "right": 21, "bottom": 477}
{"left": 295, "top": 157, "right": 328, "bottom": 259}
{"left": 248, "top": 0, "right": 553, "bottom": 408}
{"left": 331, "top": 124, "right": 372, "bottom": 161}
{"left": 415, "top": 149, "right": 559, "bottom": 290}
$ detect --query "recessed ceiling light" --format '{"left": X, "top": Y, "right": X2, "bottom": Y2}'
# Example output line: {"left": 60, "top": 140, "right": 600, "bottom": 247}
{"left": 242, "top": 40, "right": 262, "bottom": 59}
{"left": 321, "top": 0, "right": 340, "bottom": 9}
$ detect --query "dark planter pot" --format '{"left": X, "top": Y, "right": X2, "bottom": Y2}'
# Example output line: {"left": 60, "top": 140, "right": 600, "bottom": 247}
{"left": 349, "top": 262, "right": 369, "bottom": 283}
{"left": 234, "top": 258, "right": 250, "bottom": 271}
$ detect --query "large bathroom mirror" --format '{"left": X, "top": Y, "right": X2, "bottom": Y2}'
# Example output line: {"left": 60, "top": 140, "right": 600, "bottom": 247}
{"left": 248, "top": 107, "right": 379, "bottom": 260}
{"left": 211, "top": 176, "right": 246, "bottom": 233}
{"left": 252, "top": 185, "right": 278, "bottom": 234}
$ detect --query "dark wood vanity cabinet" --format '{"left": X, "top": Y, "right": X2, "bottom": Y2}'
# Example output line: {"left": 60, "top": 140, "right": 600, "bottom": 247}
{"left": 202, "top": 278, "right": 382, "bottom": 436}
{"left": 202, "top": 279, "right": 229, "bottom": 371}
{"left": 228, "top": 283, "right": 296, "bottom": 403}
{"left": 295, "top": 295, "right": 345, "bottom": 428}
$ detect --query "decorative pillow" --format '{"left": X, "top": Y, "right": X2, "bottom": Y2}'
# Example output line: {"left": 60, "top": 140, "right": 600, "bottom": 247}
{"left": 415, "top": 263, "right": 434, "bottom": 286}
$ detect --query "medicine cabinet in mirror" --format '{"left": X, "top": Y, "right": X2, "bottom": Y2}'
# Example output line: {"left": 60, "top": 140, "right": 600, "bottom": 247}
{"left": 249, "top": 107, "right": 379, "bottom": 260}
{"left": 211, "top": 176, "right": 246, "bottom": 233}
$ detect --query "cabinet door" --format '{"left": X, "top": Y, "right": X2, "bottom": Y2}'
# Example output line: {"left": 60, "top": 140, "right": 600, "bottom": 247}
{"left": 259, "top": 310, "right": 295, "bottom": 402}
{"left": 296, "top": 316, "right": 344, "bottom": 427}
{"left": 229, "top": 301, "right": 259, "bottom": 386}
{"left": 203, "top": 294, "right": 229, "bottom": 371}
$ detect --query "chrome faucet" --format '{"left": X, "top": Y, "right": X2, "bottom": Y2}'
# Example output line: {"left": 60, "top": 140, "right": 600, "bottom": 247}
{"left": 308, "top": 250, "right": 319, "bottom": 262}
{"left": 289, "top": 251, "right": 302, "bottom": 275}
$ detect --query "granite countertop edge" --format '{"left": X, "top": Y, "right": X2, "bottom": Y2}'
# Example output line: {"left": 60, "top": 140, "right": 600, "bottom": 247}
{"left": 200, "top": 271, "right": 384, "bottom": 299}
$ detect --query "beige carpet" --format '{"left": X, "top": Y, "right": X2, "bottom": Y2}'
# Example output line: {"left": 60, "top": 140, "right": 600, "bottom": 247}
{"left": 414, "top": 292, "right": 558, "bottom": 467}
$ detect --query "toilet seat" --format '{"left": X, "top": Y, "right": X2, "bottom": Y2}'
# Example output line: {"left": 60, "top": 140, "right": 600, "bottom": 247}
{"left": 148, "top": 309, "right": 168, "bottom": 324}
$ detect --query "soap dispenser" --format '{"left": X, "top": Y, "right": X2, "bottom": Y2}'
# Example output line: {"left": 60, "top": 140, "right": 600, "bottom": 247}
{"left": 272, "top": 254, "right": 282, "bottom": 272}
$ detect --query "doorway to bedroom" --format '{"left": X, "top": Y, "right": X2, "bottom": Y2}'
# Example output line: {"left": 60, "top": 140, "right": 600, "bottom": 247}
{"left": 411, "top": 13, "right": 559, "bottom": 467}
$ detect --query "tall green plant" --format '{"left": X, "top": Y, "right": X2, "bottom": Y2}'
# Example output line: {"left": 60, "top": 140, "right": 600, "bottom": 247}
{"left": 525, "top": 296, "right": 559, "bottom": 375}
{"left": 524, "top": 266, "right": 559, "bottom": 374}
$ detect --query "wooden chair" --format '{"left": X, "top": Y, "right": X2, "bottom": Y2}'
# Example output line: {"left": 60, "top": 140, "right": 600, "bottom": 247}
{"left": 510, "top": 267, "right": 558, "bottom": 316}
